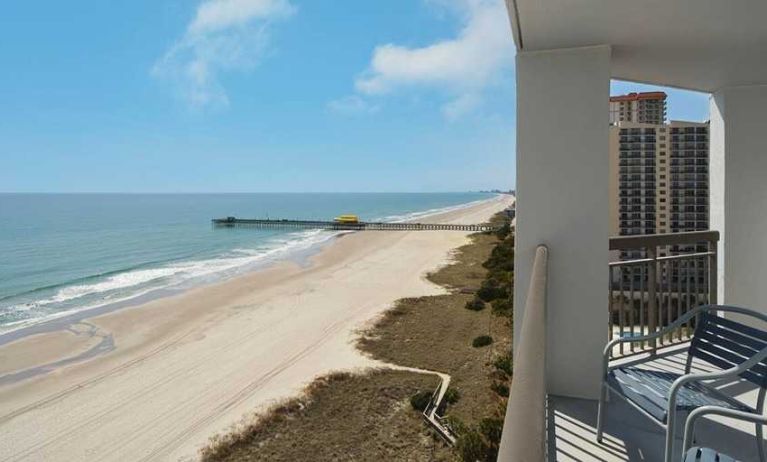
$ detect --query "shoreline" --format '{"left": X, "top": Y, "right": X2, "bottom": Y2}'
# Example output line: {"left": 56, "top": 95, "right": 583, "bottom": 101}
{"left": 0, "top": 194, "right": 513, "bottom": 462}
{"left": 0, "top": 231, "right": 337, "bottom": 348}
{"left": 201, "top": 210, "right": 514, "bottom": 461}
{"left": 0, "top": 195, "right": 499, "bottom": 343}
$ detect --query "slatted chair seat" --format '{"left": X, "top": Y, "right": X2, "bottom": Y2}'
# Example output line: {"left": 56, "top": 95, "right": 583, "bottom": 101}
{"left": 597, "top": 305, "right": 767, "bottom": 462}
{"left": 683, "top": 447, "right": 738, "bottom": 462}
{"left": 607, "top": 367, "right": 754, "bottom": 423}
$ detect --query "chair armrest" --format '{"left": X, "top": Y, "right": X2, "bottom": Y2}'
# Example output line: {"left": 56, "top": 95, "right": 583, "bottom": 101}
{"left": 683, "top": 406, "right": 767, "bottom": 453}
{"left": 664, "top": 349, "right": 767, "bottom": 462}
{"left": 601, "top": 308, "right": 701, "bottom": 376}
{"left": 603, "top": 305, "right": 765, "bottom": 354}
{"left": 601, "top": 304, "right": 756, "bottom": 374}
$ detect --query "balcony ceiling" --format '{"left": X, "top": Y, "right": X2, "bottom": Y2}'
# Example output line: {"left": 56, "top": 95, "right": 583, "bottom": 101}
{"left": 505, "top": 0, "right": 767, "bottom": 93}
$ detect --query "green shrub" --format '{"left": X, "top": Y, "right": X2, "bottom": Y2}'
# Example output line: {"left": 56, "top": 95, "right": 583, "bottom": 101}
{"left": 490, "top": 298, "right": 513, "bottom": 316}
{"left": 483, "top": 236, "right": 514, "bottom": 273}
{"left": 490, "top": 381, "right": 509, "bottom": 397}
{"left": 454, "top": 416, "right": 503, "bottom": 462}
{"left": 465, "top": 297, "right": 486, "bottom": 311}
{"left": 486, "top": 271, "right": 512, "bottom": 291}
{"left": 456, "top": 428, "right": 488, "bottom": 462}
{"left": 480, "top": 416, "right": 504, "bottom": 443}
{"left": 409, "top": 390, "right": 432, "bottom": 412}
{"left": 448, "top": 390, "right": 506, "bottom": 462}
{"left": 493, "top": 354, "right": 513, "bottom": 376}
{"left": 477, "top": 278, "right": 508, "bottom": 302}
{"left": 472, "top": 335, "right": 493, "bottom": 348}
{"left": 449, "top": 403, "right": 506, "bottom": 462}
{"left": 495, "top": 222, "right": 511, "bottom": 241}
{"left": 443, "top": 387, "right": 461, "bottom": 405}
{"left": 444, "top": 416, "right": 467, "bottom": 435}
{"left": 435, "top": 387, "right": 461, "bottom": 416}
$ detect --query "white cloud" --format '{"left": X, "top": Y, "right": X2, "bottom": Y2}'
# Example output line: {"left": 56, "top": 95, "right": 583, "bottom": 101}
{"left": 327, "top": 95, "right": 380, "bottom": 115}
{"left": 353, "top": 0, "right": 513, "bottom": 118}
{"left": 190, "top": 0, "right": 295, "bottom": 33}
{"left": 153, "top": 0, "right": 295, "bottom": 109}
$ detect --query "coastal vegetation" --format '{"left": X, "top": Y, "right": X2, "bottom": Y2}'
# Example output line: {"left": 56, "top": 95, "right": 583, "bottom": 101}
{"left": 201, "top": 211, "right": 514, "bottom": 461}
{"left": 465, "top": 297, "right": 486, "bottom": 311}
{"left": 200, "top": 370, "right": 453, "bottom": 461}
{"left": 472, "top": 335, "right": 494, "bottom": 347}
{"left": 410, "top": 390, "right": 434, "bottom": 412}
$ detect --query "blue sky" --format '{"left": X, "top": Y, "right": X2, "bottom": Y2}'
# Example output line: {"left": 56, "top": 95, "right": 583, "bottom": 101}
{"left": 0, "top": 0, "right": 709, "bottom": 193}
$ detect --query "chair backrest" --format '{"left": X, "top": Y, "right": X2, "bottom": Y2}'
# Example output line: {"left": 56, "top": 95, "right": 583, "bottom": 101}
{"left": 689, "top": 311, "right": 767, "bottom": 387}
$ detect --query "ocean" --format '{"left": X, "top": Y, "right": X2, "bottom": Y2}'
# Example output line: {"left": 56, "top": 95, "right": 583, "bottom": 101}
{"left": 0, "top": 192, "right": 493, "bottom": 333}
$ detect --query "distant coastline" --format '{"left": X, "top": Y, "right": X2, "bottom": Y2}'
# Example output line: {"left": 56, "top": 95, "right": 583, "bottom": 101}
{"left": 0, "top": 194, "right": 513, "bottom": 461}
{"left": 0, "top": 192, "right": 498, "bottom": 337}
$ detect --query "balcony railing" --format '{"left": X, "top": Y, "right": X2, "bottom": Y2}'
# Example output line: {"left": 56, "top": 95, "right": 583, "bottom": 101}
{"left": 498, "top": 245, "right": 548, "bottom": 461}
{"left": 608, "top": 230, "right": 719, "bottom": 358}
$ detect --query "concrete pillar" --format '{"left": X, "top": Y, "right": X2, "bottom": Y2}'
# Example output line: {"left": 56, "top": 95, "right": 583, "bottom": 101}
{"left": 710, "top": 85, "right": 767, "bottom": 312}
{"left": 514, "top": 45, "right": 611, "bottom": 399}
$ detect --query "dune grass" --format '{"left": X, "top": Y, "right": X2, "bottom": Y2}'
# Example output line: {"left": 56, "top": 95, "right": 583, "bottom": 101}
{"left": 202, "top": 212, "right": 513, "bottom": 461}
{"left": 201, "top": 370, "right": 454, "bottom": 462}
{"left": 357, "top": 230, "right": 512, "bottom": 426}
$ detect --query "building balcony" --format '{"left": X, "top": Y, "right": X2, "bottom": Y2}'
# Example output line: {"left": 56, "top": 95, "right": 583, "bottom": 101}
{"left": 505, "top": 4, "right": 767, "bottom": 461}
{"left": 504, "top": 232, "right": 764, "bottom": 462}
{"left": 548, "top": 352, "right": 762, "bottom": 461}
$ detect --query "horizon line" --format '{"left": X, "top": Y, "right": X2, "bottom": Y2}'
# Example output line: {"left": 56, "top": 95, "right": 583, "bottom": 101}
{"left": 0, "top": 190, "right": 513, "bottom": 195}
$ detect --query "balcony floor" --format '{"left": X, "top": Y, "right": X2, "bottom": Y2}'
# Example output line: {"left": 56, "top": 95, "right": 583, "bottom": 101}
{"left": 548, "top": 346, "right": 765, "bottom": 461}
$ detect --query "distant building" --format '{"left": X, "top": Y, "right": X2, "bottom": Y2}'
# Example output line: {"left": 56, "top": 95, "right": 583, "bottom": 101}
{"left": 610, "top": 119, "right": 709, "bottom": 246}
{"left": 609, "top": 117, "right": 710, "bottom": 286}
{"left": 609, "top": 92, "right": 667, "bottom": 125}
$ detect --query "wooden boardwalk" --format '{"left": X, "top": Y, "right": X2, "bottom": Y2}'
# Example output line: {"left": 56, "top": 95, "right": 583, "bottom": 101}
{"left": 211, "top": 217, "right": 496, "bottom": 232}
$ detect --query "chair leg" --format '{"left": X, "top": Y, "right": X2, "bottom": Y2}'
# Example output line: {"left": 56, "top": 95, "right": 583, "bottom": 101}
{"left": 757, "top": 421, "right": 766, "bottom": 462}
{"left": 665, "top": 411, "right": 677, "bottom": 462}
{"left": 597, "top": 383, "right": 607, "bottom": 443}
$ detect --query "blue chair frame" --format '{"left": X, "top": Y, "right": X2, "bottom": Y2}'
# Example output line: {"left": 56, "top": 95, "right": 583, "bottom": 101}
{"left": 597, "top": 305, "right": 767, "bottom": 462}
{"left": 682, "top": 405, "right": 767, "bottom": 461}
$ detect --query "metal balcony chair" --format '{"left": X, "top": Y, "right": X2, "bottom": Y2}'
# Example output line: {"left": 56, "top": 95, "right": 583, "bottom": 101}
{"left": 682, "top": 406, "right": 767, "bottom": 462}
{"left": 596, "top": 305, "right": 767, "bottom": 462}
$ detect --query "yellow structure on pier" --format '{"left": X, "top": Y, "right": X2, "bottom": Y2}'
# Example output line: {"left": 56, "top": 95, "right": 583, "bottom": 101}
{"left": 333, "top": 214, "right": 360, "bottom": 224}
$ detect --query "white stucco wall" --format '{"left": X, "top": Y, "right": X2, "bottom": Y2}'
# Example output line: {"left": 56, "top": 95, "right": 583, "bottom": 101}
{"left": 710, "top": 85, "right": 767, "bottom": 312}
{"left": 514, "top": 45, "right": 610, "bottom": 400}
{"left": 709, "top": 92, "right": 726, "bottom": 304}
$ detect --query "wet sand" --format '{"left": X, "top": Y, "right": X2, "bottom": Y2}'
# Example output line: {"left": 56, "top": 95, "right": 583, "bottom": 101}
{"left": 0, "top": 194, "right": 513, "bottom": 461}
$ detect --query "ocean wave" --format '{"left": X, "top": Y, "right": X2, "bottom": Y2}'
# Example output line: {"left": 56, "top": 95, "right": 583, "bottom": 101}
{"left": 0, "top": 257, "right": 183, "bottom": 305}
{"left": 36, "top": 267, "right": 181, "bottom": 307}
{"left": 0, "top": 228, "right": 343, "bottom": 333}
{"left": 0, "top": 195, "right": 493, "bottom": 333}
{"left": 377, "top": 196, "right": 495, "bottom": 223}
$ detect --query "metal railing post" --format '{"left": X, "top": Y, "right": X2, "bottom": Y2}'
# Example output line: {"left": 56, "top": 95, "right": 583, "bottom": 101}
{"left": 709, "top": 239, "right": 718, "bottom": 305}
{"left": 647, "top": 246, "right": 658, "bottom": 353}
{"left": 608, "top": 230, "right": 720, "bottom": 359}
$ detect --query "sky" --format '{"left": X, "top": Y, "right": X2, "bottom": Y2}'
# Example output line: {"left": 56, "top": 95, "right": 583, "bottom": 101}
{"left": 0, "top": 0, "right": 709, "bottom": 193}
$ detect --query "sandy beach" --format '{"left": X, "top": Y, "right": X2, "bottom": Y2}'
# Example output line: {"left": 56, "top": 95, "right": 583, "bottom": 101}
{"left": 0, "top": 194, "right": 513, "bottom": 462}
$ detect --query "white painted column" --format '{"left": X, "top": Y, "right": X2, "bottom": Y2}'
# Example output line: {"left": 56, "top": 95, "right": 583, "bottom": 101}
{"left": 514, "top": 45, "right": 610, "bottom": 399}
{"left": 710, "top": 85, "right": 767, "bottom": 312}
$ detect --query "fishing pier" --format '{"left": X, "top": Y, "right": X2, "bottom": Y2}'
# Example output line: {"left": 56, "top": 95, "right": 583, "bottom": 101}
{"left": 212, "top": 217, "right": 496, "bottom": 232}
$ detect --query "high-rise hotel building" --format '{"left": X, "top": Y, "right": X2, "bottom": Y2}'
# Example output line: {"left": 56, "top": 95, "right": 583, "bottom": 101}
{"left": 609, "top": 91, "right": 667, "bottom": 125}
{"left": 609, "top": 93, "right": 709, "bottom": 260}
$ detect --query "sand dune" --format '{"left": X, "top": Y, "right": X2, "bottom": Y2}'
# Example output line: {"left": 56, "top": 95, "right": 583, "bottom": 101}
{"left": 0, "top": 195, "right": 513, "bottom": 461}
